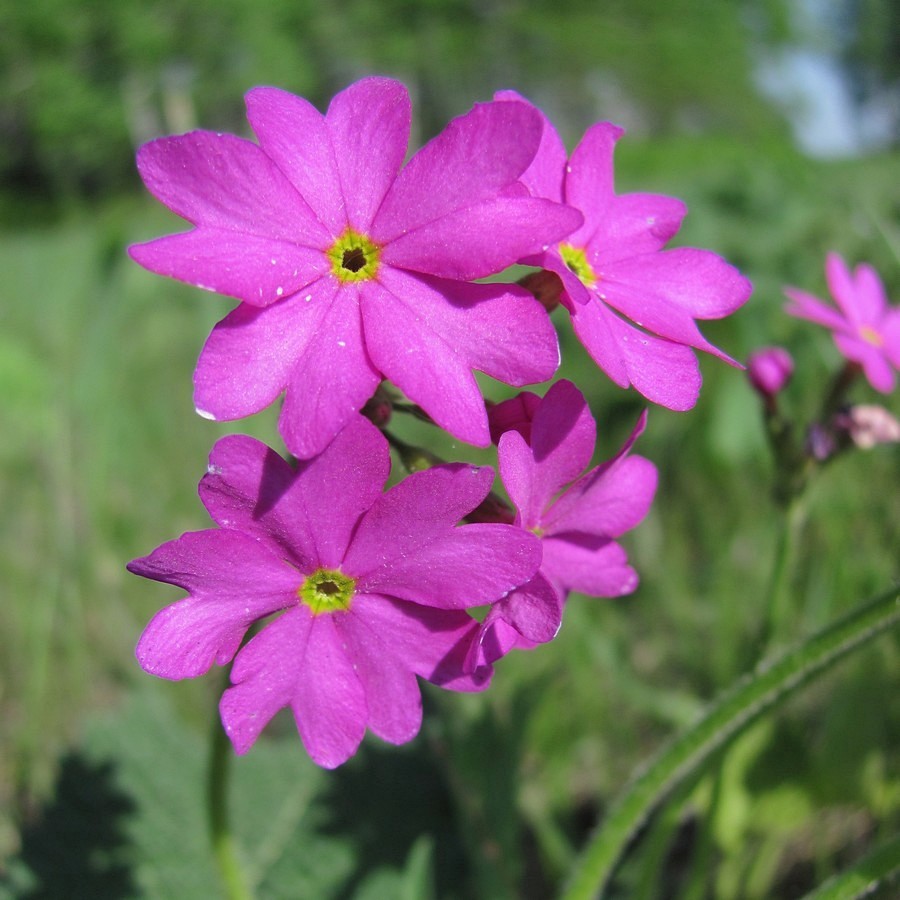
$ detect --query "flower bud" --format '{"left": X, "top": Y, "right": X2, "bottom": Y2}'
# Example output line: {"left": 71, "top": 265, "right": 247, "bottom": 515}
{"left": 487, "top": 392, "right": 541, "bottom": 445}
{"left": 747, "top": 347, "right": 794, "bottom": 398}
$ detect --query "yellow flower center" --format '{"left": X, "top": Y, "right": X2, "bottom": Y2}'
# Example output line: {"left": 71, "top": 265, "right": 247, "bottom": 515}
{"left": 859, "top": 325, "right": 883, "bottom": 347}
{"left": 298, "top": 568, "right": 355, "bottom": 615}
{"left": 327, "top": 229, "right": 381, "bottom": 283}
{"left": 559, "top": 243, "right": 598, "bottom": 289}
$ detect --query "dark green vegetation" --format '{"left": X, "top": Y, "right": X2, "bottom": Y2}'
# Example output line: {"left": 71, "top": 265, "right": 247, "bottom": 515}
{"left": 1, "top": 1, "right": 899, "bottom": 897}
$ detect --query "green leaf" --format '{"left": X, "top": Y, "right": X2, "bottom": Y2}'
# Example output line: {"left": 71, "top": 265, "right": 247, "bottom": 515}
{"left": 562, "top": 585, "right": 900, "bottom": 900}
{"left": 799, "top": 831, "right": 900, "bottom": 900}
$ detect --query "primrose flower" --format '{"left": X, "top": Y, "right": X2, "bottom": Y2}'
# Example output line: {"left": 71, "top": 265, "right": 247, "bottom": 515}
{"left": 128, "top": 418, "right": 542, "bottom": 768}
{"left": 467, "top": 380, "right": 657, "bottom": 670}
{"left": 497, "top": 91, "right": 752, "bottom": 411}
{"left": 785, "top": 253, "right": 900, "bottom": 393}
{"left": 130, "top": 77, "right": 582, "bottom": 458}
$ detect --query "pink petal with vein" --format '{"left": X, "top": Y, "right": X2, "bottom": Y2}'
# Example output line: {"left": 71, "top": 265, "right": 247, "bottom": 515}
{"left": 277, "top": 286, "right": 381, "bottom": 459}
{"left": 129, "top": 229, "right": 327, "bottom": 307}
{"left": 570, "top": 298, "right": 702, "bottom": 410}
{"left": 325, "top": 77, "right": 411, "bottom": 229}
{"left": 193, "top": 276, "right": 340, "bottom": 421}
{"left": 373, "top": 100, "right": 543, "bottom": 241}
{"left": 246, "top": 87, "right": 346, "bottom": 234}
{"left": 344, "top": 465, "right": 493, "bottom": 576}
{"left": 381, "top": 196, "right": 581, "bottom": 280}
{"left": 359, "top": 524, "right": 541, "bottom": 609}
{"left": 130, "top": 530, "right": 300, "bottom": 679}
{"left": 136, "top": 132, "right": 326, "bottom": 244}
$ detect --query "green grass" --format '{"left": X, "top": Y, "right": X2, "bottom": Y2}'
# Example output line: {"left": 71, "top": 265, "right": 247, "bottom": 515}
{"left": 1, "top": 137, "right": 899, "bottom": 899}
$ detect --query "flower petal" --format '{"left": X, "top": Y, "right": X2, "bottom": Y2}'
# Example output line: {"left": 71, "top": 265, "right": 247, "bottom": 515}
{"left": 784, "top": 287, "right": 849, "bottom": 333}
{"left": 825, "top": 252, "right": 865, "bottom": 324}
{"left": 135, "top": 132, "right": 327, "bottom": 244}
{"left": 541, "top": 536, "right": 639, "bottom": 598}
{"left": 545, "top": 455, "right": 657, "bottom": 539}
{"left": 569, "top": 297, "right": 702, "bottom": 410}
{"left": 497, "top": 380, "right": 596, "bottom": 526}
{"left": 488, "top": 391, "right": 542, "bottom": 444}
{"left": 852, "top": 261, "right": 889, "bottom": 323}
{"left": 277, "top": 285, "right": 382, "bottom": 460}
{"left": 465, "top": 614, "right": 535, "bottom": 673}
{"left": 373, "top": 99, "right": 543, "bottom": 241}
{"left": 326, "top": 77, "right": 411, "bottom": 230}
{"left": 245, "top": 86, "right": 346, "bottom": 235}
{"left": 129, "top": 228, "right": 328, "bottom": 307}
{"left": 358, "top": 523, "right": 541, "bottom": 609}
{"left": 336, "top": 602, "right": 425, "bottom": 746}
{"left": 381, "top": 196, "right": 581, "bottom": 280}
{"left": 200, "top": 421, "right": 389, "bottom": 570}
{"left": 563, "top": 121, "right": 625, "bottom": 240}
{"left": 221, "top": 609, "right": 367, "bottom": 767}
{"left": 491, "top": 571, "right": 563, "bottom": 644}
{"left": 834, "top": 334, "right": 896, "bottom": 393}
{"left": 192, "top": 276, "right": 341, "bottom": 422}
{"left": 586, "top": 193, "right": 687, "bottom": 263}
{"left": 361, "top": 271, "right": 558, "bottom": 446}
{"left": 344, "top": 464, "right": 493, "bottom": 575}
{"left": 494, "top": 90, "right": 568, "bottom": 203}
{"left": 601, "top": 248, "right": 752, "bottom": 322}
{"left": 130, "top": 530, "right": 300, "bottom": 679}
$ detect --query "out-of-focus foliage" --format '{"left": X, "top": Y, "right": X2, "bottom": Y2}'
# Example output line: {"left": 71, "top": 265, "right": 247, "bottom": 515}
{"left": 0, "top": 0, "right": 792, "bottom": 217}
{"left": 843, "top": 0, "right": 900, "bottom": 127}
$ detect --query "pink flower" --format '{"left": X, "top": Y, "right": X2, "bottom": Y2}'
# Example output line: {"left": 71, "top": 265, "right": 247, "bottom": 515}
{"left": 467, "top": 380, "right": 658, "bottom": 670}
{"left": 128, "top": 418, "right": 542, "bottom": 768}
{"left": 785, "top": 253, "right": 900, "bottom": 393}
{"left": 129, "top": 78, "right": 582, "bottom": 459}
{"left": 496, "top": 92, "right": 752, "bottom": 411}
{"left": 747, "top": 346, "right": 794, "bottom": 398}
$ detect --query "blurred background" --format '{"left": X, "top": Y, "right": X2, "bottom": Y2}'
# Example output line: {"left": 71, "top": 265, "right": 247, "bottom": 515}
{"left": 1, "top": 1, "right": 899, "bottom": 897}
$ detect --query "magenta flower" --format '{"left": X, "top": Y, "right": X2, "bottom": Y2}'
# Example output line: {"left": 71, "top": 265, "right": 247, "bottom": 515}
{"left": 128, "top": 418, "right": 542, "bottom": 768}
{"left": 130, "top": 77, "right": 582, "bottom": 458}
{"left": 747, "top": 346, "right": 794, "bottom": 398}
{"left": 785, "top": 253, "right": 900, "bottom": 393}
{"left": 467, "top": 380, "right": 658, "bottom": 670}
{"left": 496, "top": 91, "right": 752, "bottom": 411}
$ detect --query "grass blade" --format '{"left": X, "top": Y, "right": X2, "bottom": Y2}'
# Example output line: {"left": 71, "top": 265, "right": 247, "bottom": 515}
{"left": 561, "top": 585, "right": 900, "bottom": 900}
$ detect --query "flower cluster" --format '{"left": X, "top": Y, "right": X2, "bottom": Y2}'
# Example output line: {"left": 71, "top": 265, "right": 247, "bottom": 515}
{"left": 129, "top": 77, "right": 750, "bottom": 766}
{"left": 743, "top": 253, "right": 899, "bottom": 503}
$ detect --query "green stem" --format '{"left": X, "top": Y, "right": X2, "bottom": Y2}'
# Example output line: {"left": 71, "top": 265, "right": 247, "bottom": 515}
{"left": 560, "top": 585, "right": 900, "bottom": 900}
{"left": 208, "top": 683, "right": 253, "bottom": 900}
{"left": 799, "top": 831, "right": 900, "bottom": 900}
{"left": 757, "top": 495, "right": 807, "bottom": 656}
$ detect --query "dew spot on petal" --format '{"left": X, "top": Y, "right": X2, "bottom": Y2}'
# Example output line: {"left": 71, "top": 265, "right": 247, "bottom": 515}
{"left": 196, "top": 407, "right": 217, "bottom": 420}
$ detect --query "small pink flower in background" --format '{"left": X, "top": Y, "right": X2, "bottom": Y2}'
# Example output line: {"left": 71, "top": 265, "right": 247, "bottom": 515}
{"left": 130, "top": 78, "right": 582, "bottom": 458}
{"left": 785, "top": 253, "right": 900, "bottom": 393}
{"left": 467, "top": 380, "right": 658, "bottom": 671}
{"left": 747, "top": 346, "right": 794, "bottom": 398}
{"left": 128, "top": 418, "right": 542, "bottom": 768}
{"left": 833, "top": 405, "right": 900, "bottom": 450}
{"left": 496, "top": 91, "right": 752, "bottom": 411}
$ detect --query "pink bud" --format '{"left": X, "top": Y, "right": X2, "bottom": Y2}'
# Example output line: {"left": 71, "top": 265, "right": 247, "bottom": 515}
{"left": 747, "top": 347, "right": 794, "bottom": 398}
{"left": 487, "top": 391, "right": 542, "bottom": 445}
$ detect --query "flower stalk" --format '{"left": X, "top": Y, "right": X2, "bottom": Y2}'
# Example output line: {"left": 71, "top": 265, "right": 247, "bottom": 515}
{"left": 208, "top": 670, "right": 253, "bottom": 900}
